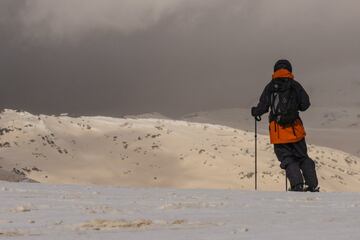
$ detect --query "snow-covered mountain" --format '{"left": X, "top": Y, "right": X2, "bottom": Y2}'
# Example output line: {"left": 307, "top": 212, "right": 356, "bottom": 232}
{"left": 1, "top": 109, "right": 360, "bottom": 192}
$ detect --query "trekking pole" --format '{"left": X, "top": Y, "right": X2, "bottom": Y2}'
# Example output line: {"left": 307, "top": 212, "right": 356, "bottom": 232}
{"left": 254, "top": 116, "right": 261, "bottom": 190}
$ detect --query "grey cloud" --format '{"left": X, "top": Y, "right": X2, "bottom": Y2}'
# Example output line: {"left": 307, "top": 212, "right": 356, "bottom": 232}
{"left": 19, "top": 0, "right": 220, "bottom": 41}
{"left": 0, "top": 0, "right": 359, "bottom": 117}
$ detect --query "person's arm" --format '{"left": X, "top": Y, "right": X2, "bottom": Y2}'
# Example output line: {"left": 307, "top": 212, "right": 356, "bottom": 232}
{"left": 251, "top": 84, "right": 270, "bottom": 117}
{"left": 293, "top": 81, "right": 310, "bottom": 111}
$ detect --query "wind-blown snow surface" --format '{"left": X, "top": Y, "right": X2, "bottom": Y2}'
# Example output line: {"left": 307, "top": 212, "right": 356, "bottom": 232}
{"left": 1, "top": 109, "right": 360, "bottom": 192}
{"left": 0, "top": 181, "right": 360, "bottom": 240}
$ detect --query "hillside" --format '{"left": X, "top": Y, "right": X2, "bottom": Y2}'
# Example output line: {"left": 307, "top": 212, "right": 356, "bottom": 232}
{"left": 0, "top": 109, "right": 360, "bottom": 192}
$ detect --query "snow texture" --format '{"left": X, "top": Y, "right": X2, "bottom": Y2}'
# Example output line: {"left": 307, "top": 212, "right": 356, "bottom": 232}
{"left": 0, "top": 181, "right": 359, "bottom": 240}
{"left": 1, "top": 109, "right": 360, "bottom": 192}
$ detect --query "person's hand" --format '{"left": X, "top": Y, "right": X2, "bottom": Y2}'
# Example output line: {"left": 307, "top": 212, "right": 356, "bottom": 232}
{"left": 251, "top": 107, "right": 258, "bottom": 117}
{"left": 251, "top": 107, "right": 262, "bottom": 121}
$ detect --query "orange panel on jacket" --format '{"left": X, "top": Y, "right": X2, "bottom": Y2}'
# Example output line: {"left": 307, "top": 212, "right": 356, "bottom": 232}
{"left": 269, "top": 119, "right": 306, "bottom": 144}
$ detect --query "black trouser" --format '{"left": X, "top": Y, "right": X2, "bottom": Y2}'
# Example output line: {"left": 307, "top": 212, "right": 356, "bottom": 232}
{"left": 274, "top": 138, "right": 318, "bottom": 189}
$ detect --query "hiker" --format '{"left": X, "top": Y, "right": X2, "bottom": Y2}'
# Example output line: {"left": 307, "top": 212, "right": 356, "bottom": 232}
{"left": 251, "top": 59, "right": 319, "bottom": 192}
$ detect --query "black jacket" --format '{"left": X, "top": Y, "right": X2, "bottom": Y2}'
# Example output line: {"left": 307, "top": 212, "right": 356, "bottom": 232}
{"left": 252, "top": 79, "right": 311, "bottom": 122}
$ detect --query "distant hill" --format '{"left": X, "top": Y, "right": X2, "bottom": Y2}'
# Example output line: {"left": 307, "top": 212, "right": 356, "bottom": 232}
{"left": 1, "top": 109, "right": 360, "bottom": 192}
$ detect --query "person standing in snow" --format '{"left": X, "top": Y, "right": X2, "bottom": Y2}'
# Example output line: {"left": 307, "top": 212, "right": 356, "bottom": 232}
{"left": 251, "top": 59, "right": 319, "bottom": 192}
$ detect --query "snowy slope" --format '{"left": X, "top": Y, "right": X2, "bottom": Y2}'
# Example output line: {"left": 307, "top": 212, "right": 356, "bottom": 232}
{"left": 0, "top": 181, "right": 359, "bottom": 240}
{"left": 1, "top": 109, "right": 360, "bottom": 192}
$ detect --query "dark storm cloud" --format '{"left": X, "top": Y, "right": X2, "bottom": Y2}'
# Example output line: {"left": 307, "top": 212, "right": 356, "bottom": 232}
{"left": 1, "top": 0, "right": 360, "bottom": 117}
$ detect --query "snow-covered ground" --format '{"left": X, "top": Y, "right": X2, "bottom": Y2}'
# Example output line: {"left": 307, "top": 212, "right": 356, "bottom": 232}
{"left": 0, "top": 181, "right": 359, "bottom": 240}
{"left": 1, "top": 109, "right": 360, "bottom": 239}
{"left": 1, "top": 109, "right": 360, "bottom": 191}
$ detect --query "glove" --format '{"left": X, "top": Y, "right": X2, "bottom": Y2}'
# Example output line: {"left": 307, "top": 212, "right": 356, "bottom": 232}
{"left": 251, "top": 107, "right": 259, "bottom": 117}
{"left": 251, "top": 107, "right": 262, "bottom": 121}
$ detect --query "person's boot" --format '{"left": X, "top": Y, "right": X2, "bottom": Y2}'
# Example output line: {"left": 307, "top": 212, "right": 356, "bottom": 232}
{"left": 304, "top": 186, "right": 320, "bottom": 192}
{"left": 289, "top": 184, "right": 304, "bottom": 192}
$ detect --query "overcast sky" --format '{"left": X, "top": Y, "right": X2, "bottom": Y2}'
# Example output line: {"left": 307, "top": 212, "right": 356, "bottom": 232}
{"left": 0, "top": 0, "right": 359, "bottom": 117}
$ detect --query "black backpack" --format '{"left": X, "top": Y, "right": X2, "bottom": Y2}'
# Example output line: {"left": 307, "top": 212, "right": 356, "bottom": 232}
{"left": 270, "top": 78, "right": 299, "bottom": 126}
